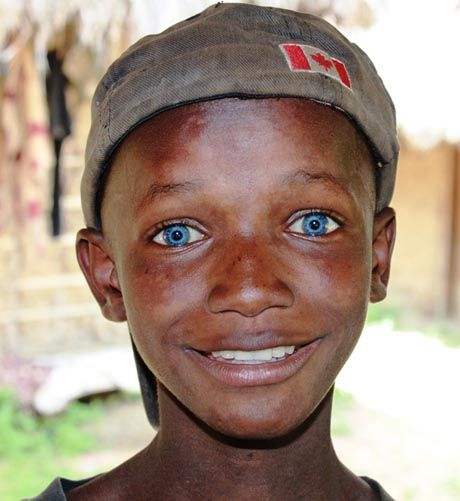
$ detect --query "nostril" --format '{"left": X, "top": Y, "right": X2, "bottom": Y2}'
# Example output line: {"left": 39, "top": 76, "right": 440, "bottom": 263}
{"left": 207, "top": 279, "right": 294, "bottom": 317}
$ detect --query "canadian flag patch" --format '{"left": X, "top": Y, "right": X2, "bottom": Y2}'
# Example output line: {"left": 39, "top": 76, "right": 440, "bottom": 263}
{"left": 280, "top": 43, "right": 352, "bottom": 89}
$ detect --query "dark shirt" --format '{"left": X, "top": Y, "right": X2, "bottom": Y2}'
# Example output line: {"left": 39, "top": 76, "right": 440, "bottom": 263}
{"left": 24, "top": 475, "right": 396, "bottom": 500}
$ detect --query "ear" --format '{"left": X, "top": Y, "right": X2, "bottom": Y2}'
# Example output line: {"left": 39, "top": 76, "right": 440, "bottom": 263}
{"left": 76, "top": 228, "right": 127, "bottom": 322}
{"left": 370, "top": 207, "right": 396, "bottom": 303}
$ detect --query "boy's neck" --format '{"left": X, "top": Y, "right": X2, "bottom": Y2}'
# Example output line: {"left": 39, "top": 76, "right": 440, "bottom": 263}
{"left": 136, "top": 386, "right": 372, "bottom": 501}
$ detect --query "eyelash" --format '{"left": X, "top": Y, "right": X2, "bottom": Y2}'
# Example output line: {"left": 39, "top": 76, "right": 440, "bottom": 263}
{"left": 151, "top": 219, "right": 207, "bottom": 248}
{"left": 288, "top": 210, "right": 341, "bottom": 238}
{"left": 151, "top": 211, "right": 341, "bottom": 248}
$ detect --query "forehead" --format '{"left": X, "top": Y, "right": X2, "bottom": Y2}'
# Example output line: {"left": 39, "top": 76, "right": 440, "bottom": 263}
{"left": 103, "top": 98, "right": 374, "bottom": 218}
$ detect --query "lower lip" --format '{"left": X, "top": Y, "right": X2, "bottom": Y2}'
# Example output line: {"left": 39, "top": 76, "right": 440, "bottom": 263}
{"left": 187, "top": 339, "right": 323, "bottom": 388}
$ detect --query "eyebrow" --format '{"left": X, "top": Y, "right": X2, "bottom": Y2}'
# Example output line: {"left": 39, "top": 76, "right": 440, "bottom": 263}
{"left": 136, "top": 168, "right": 349, "bottom": 212}
{"left": 136, "top": 180, "right": 203, "bottom": 212}
{"left": 281, "top": 168, "right": 349, "bottom": 195}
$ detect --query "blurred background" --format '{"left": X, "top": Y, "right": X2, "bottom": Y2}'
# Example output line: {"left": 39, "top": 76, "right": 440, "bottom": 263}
{"left": 0, "top": 0, "right": 459, "bottom": 499}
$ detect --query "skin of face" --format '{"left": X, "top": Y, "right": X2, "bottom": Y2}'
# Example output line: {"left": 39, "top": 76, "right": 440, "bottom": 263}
{"left": 76, "top": 97, "right": 396, "bottom": 443}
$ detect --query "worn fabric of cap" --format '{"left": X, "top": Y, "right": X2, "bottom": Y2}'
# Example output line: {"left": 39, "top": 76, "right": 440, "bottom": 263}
{"left": 82, "top": 2, "right": 399, "bottom": 427}
{"left": 83, "top": 2, "right": 398, "bottom": 229}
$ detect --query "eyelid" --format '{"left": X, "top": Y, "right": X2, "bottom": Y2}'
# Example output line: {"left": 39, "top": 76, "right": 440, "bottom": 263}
{"left": 286, "top": 208, "right": 342, "bottom": 224}
{"left": 150, "top": 219, "right": 208, "bottom": 247}
{"left": 286, "top": 210, "right": 342, "bottom": 236}
{"left": 150, "top": 217, "right": 206, "bottom": 235}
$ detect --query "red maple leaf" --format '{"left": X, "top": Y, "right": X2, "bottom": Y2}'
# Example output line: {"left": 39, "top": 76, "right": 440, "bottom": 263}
{"left": 311, "top": 52, "right": 333, "bottom": 71}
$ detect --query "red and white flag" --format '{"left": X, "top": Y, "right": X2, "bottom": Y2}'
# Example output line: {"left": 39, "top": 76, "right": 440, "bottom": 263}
{"left": 280, "top": 43, "right": 352, "bottom": 89}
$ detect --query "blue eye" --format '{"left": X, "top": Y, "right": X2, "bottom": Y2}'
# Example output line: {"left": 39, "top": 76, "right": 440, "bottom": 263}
{"left": 289, "top": 212, "right": 339, "bottom": 237}
{"left": 153, "top": 223, "right": 205, "bottom": 247}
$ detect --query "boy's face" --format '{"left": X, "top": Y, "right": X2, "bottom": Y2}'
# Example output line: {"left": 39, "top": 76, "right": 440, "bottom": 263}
{"left": 80, "top": 98, "right": 395, "bottom": 439}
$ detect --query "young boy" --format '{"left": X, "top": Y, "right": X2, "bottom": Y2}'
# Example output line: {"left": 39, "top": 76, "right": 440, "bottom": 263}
{"left": 30, "top": 3, "right": 398, "bottom": 500}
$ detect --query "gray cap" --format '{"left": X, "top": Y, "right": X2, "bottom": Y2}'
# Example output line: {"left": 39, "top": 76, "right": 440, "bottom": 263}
{"left": 82, "top": 2, "right": 399, "bottom": 427}
{"left": 83, "top": 2, "right": 398, "bottom": 230}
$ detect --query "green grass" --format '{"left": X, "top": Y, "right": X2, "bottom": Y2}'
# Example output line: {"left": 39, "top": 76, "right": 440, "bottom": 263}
{"left": 421, "top": 323, "right": 460, "bottom": 348}
{"left": 446, "top": 475, "right": 460, "bottom": 498}
{"left": 365, "top": 302, "right": 403, "bottom": 329}
{"left": 331, "top": 388, "right": 355, "bottom": 437}
{"left": 366, "top": 302, "right": 460, "bottom": 348}
{"left": 0, "top": 388, "right": 101, "bottom": 500}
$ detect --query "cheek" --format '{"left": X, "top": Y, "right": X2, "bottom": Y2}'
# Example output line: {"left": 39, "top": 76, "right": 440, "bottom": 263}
{"left": 322, "top": 245, "right": 372, "bottom": 306}
{"left": 292, "top": 240, "right": 372, "bottom": 336}
{"left": 314, "top": 243, "right": 372, "bottom": 365}
{"left": 117, "top": 250, "right": 210, "bottom": 368}
{"left": 122, "top": 252, "right": 204, "bottom": 314}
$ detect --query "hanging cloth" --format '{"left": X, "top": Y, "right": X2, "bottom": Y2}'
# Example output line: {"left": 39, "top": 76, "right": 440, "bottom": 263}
{"left": 46, "top": 50, "right": 71, "bottom": 237}
{"left": 1, "top": 38, "right": 52, "bottom": 262}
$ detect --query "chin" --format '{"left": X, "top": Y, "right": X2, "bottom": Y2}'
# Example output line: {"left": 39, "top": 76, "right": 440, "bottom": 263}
{"left": 196, "top": 383, "right": 335, "bottom": 444}
{"left": 201, "top": 402, "right": 314, "bottom": 443}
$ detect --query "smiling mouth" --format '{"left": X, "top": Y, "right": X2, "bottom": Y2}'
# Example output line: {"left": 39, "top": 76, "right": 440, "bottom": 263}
{"left": 204, "top": 345, "right": 298, "bottom": 364}
{"left": 190, "top": 338, "right": 323, "bottom": 387}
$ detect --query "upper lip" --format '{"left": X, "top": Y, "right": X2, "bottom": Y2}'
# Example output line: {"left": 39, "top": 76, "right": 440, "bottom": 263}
{"left": 184, "top": 329, "right": 322, "bottom": 353}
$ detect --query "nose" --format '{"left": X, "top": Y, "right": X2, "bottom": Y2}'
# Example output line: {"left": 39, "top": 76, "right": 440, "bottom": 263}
{"left": 206, "top": 239, "right": 295, "bottom": 317}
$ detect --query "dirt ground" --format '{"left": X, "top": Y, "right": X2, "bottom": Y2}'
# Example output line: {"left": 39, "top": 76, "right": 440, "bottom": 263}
{"left": 333, "top": 401, "right": 460, "bottom": 501}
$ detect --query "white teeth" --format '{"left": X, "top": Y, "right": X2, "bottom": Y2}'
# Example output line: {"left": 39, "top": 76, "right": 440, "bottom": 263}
{"left": 253, "top": 348, "right": 273, "bottom": 361}
{"left": 235, "top": 350, "right": 253, "bottom": 361}
{"left": 220, "top": 351, "right": 235, "bottom": 360}
{"left": 272, "top": 346, "right": 287, "bottom": 358}
{"left": 210, "top": 346, "right": 296, "bottom": 363}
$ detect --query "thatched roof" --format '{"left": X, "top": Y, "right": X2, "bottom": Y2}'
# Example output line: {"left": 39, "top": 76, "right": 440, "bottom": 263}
{"left": 1, "top": 0, "right": 459, "bottom": 145}
{"left": 0, "top": 0, "right": 373, "bottom": 59}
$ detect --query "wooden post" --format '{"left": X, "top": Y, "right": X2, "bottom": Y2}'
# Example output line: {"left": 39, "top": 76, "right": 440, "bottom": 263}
{"left": 446, "top": 145, "right": 460, "bottom": 317}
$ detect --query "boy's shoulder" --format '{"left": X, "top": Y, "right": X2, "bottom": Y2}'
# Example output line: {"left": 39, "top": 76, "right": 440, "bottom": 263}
{"left": 361, "top": 476, "right": 396, "bottom": 500}
{"left": 21, "top": 475, "right": 99, "bottom": 501}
